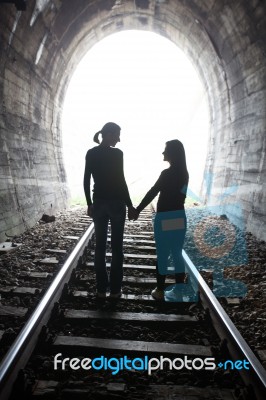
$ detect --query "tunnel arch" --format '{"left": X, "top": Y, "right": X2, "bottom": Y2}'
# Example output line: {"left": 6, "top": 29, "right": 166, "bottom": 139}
{"left": 0, "top": 0, "right": 265, "bottom": 241}
{"left": 52, "top": 2, "right": 228, "bottom": 201}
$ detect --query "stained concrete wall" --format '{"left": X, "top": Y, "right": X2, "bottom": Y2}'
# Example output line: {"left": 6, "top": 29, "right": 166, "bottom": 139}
{"left": 0, "top": 2, "right": 69, "bottom": 239}
{"left": 0, "top": 0, "right": 265, "bottom": 242}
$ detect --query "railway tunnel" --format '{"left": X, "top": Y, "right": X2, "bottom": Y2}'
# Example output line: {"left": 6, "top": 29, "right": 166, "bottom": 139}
{"left": 0, "top": 0, "right": 265, "bottom": 243}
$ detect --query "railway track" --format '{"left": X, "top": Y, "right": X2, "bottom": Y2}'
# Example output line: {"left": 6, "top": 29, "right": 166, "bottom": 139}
{"left": 0, "top": 207, "right": 266, "bottom": 400}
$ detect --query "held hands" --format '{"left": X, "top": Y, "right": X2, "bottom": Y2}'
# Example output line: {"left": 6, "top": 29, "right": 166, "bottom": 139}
{"left": 128, "top": 206, "right": 139, "bottom": 221}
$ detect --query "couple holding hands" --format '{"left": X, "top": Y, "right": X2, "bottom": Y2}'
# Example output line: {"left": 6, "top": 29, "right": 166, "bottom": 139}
{"left": 84, "top": 122, "right": 188, "bottom": 300}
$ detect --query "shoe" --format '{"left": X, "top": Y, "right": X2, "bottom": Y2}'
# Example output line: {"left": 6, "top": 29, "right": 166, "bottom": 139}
{"left": 96, "top": 292, "right": 106, "bottom": 299}
{"left": 164, "top": 285, "right": 182, "bottom": 302}
{"left": 109, "top": 291, "right": 122, "bottom": 299}
{"left": 151, "top": 287, "right": 164, "bottom": 300}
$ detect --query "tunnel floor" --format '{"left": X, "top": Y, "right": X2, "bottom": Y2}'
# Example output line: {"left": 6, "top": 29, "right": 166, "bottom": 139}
{"left": 0, "top": 204, "right": 265, "bottom": 362}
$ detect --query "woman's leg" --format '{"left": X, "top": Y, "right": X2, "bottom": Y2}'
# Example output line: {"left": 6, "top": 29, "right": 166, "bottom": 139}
{"left": 153, "top": 213, "right": 169, "bottom": 293}
{"left": 109, "top": 200, "right": 126, "bottom": 294}
{"left": 156, "top": 262, "right": 166, "bottom": 290}
{"left": 172, "top": 211, "right": 187, "bottom": 284}
{"left": 93, "top": 200, "right": 109, "bottom": 293}
{"left": 154, "top": 210, "right": 187, "bottom": 292}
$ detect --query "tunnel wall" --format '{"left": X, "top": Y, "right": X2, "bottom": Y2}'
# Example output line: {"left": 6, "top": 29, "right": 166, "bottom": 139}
{"left": 0, "top": 0, "right": 265, "bottom": 243}
{"left": 0, "top": 4, "right": 69, "bottom": 240}
{"left": 197, "top": 0, "right": 266, "bottom": 241}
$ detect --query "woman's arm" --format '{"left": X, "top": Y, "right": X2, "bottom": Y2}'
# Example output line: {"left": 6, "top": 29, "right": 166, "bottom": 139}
{"left": 119, "top": 151, "right": 133, "bottom": 207}
{"left": 83, "top": 152, "right": 93, "bottom": 215}
{"left": 136, "top": 173, "right": 163, "bottom": 214}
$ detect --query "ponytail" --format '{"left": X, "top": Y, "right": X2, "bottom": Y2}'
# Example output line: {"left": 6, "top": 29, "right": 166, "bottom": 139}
{"left": 93, "top": 130, "right": 101, "bottom": 144}
{"left": 93, "top": 122, "right": 121, "bottom": 144}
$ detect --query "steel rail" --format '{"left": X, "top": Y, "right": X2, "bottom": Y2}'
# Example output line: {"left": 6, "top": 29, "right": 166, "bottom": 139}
{"left": 1, "top": 203, "right": 266, "bottom": 399}
{"left": 182, "top": 250, "right": 266, "bottom": 399}
{"left": 149, "top": 201, "right": 266, "bottom": 397}
{"left": 0, "top": 223, "right": 95, "bottom": 400}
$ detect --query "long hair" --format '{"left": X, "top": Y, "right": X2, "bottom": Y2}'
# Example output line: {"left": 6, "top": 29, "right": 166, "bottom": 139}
{"left": 93, "top": 122, "right": 121, "bottom": 144}
{"left": 165, "top": 139, "right": 189, "bottom": 182}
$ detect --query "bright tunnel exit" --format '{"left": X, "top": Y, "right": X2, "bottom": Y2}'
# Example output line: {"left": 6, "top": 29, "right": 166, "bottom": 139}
{"left": 62, "top": 30, "right": 210, "bottom": 205}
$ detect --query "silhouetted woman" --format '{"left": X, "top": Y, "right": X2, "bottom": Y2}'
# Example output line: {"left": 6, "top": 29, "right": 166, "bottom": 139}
{"left": 83, "top": 122, "right": 135, "bottom": 298}
{"left": 135, "top": 139, "right": 189, "bottom": 300}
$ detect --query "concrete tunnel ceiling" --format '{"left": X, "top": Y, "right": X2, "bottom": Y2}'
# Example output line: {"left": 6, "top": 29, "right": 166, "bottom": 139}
{"left": 0, "top": 0, "right": 265, "bottom": 242}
